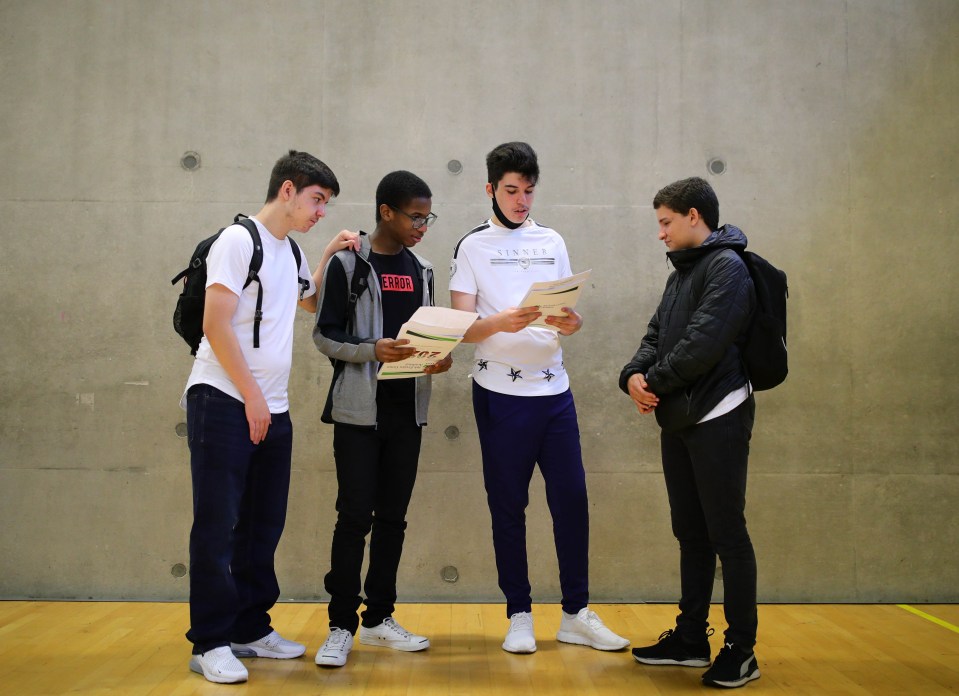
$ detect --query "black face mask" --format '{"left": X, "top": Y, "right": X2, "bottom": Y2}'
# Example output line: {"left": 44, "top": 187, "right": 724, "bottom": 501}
{"left": 491, "top": 188, "right": 527, "bottom": 229}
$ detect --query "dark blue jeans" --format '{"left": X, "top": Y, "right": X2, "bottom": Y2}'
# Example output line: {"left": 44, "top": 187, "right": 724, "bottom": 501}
{"left": 660, "top": 395, "right": 757, "bottom": 648}
{"left": 472, "top": 382, "right": 590, "bottom": 618}
{"left": 185, "top": 384, "right": 293, "bottom": 654}
{"left": 324, "top": 401, "right": 422, "bottom": 634}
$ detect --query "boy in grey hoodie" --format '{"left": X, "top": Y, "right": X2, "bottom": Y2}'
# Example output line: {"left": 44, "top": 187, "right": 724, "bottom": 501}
{"left": 312, "top": 171, "right": 451, "bottom": 668}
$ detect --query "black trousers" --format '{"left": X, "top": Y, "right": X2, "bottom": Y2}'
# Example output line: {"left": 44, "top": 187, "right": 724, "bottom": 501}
{"left": 660, "top": 395, "right": 757, "bottom": 648}
{"left": 324, "top": 401, "right": 422, "bottom": 634}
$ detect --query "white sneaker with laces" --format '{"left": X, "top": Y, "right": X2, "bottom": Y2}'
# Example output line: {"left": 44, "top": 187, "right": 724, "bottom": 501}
{"left": 359, "top": 617, "right": 430, "bottom": 652}
{"left": 556, "top": 607, "right": 630, "bottom": 651}
{"left": 315, "top": 628, "right": 354, "bottom": 667}
{"left": 189, "top": 645, "right": 249, "bottom": 683}
{"left": 231, "top": 629, "right": 305, "bottom": 659}
{"left": 502, "top": 611, "right": 537, "bottom": 653}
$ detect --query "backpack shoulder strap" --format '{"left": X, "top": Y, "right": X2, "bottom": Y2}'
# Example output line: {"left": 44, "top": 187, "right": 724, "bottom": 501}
{"left": 288, "top": 236, "right": 302, "bottom": 266}
{"left": 234, "top": 214, "right": 265, "bottom": 348}
{"left": 327, "top": 250, "right": 372, "bottom": 390}
{"left": 287, "top": 237, "right": 311, "bottom": 300}
{"left": 234, "top": 215, "right": 263, "bottom": 284}
{"left": 345, "top": 250, "right": 370, "bottom": 334}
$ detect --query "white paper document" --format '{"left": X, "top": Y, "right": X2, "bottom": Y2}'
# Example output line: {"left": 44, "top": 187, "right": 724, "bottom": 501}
{"left": 518, "top": 269, "right": 592, "bottom": 329}
{"left": 377, "top": 306, "right": 479, "bottom": 380}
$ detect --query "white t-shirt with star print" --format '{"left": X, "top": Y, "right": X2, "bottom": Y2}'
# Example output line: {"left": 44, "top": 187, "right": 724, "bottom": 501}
{"left": 450, "top": 219, "right": 572, "bottom": 396}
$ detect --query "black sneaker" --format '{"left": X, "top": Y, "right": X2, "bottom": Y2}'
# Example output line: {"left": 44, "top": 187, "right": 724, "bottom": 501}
{"left": 702, "top": 642, "right": 760, "bottom": 688}
{"left": 631, "top": 628, "right": 712, "bottom": 667}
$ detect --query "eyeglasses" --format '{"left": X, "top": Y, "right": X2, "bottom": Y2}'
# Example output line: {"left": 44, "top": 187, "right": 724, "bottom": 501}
{"left": 389, "top": 206, "right": 438, "bottom": 229}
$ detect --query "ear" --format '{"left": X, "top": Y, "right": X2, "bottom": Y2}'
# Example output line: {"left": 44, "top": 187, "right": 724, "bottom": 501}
{"left": 379, "top": 203, "right": 393, "bottom": 221}
{"left": 485, "top": 182, "right": 495, "bottom": 199}
{"left": 687, "top": 207, "right": 702, "bottom": 226}
{"left": 280, "top": 179, "right": 296, "bottom": 201}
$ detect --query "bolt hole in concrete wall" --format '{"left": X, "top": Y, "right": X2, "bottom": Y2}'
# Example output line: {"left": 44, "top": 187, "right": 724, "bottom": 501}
{"left": 444, "top": 425, "right": 459, "bottom": 440}
{"left": 175, "top": 422, "right": 188, "bottom": 438}
{"left": 441, "top": 566, "right": 459, "bottom": 583}
{"left": 171, "top": 564, "right": 187, "bottom": 578}
{"left": 447, "top": 159, "right": 463, "bottom": 175}
{"left": 180, "top": 151, "right": 201, "bottom": 171}
{"left": 707, "top": 157, "right": 727, "bottom": 175}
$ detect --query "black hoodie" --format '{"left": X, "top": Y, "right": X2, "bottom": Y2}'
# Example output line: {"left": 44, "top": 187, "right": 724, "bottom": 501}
{"left": 619, "top": 224, "right": 756, "bottom": 433}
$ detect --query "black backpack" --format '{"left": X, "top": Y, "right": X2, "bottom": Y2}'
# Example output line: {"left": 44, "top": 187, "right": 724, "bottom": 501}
{"left": 171, "top": 214, "right": 309, "bottom": 355}
{"left": 737, "top": 250, "right": 788, "bottom": 391}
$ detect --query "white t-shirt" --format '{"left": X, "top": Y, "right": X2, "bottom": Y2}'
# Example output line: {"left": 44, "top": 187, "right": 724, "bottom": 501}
{"left": 697, "top": 383, "right": 751, "bottom": 424}
{"left": 450, "top": 219, "right": 573, "bottom": 396}
{"left": 181, "top": 217, "right": 316, "bottom": 413}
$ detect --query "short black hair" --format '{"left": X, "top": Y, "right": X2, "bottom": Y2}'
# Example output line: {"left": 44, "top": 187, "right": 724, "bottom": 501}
{"left": 375, "top": 170, "right": 432, "bottom": 222}
{"left": 652, "top": 177, "right": 720, "bottom": 231}
{"left": 265, "top": 149, "right": 340, "bottom": 202}
{"left": 486, "top": 141, "right": 539, "bottom": 188}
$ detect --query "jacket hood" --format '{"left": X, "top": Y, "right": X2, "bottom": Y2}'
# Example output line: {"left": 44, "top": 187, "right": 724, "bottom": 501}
{"left": 667, "top": 224, "right": 748, "bottom": 270}
{"left": 355, "top": 230, "right": 433, "bottom": 270}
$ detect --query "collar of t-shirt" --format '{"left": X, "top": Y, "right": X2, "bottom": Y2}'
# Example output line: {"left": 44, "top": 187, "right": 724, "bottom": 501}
{"left": 488, "top": 217, "right": 537, "bottom": 231}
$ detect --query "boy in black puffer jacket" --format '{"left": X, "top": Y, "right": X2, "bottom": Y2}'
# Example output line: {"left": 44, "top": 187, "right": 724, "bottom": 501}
{"left": 620, "top": 177, "right": 761, "bottom": 689}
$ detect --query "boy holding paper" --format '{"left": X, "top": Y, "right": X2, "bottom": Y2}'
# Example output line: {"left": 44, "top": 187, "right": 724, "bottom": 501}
{"left": 312, "top": 170, "right": 451, "bottom": 668}
{"left": 449, "top": 142, "right": 629, "bottom": 654}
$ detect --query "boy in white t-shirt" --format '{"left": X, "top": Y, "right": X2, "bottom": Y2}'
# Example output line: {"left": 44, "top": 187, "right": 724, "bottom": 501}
{"left": 181, "top": 150, "right": 358, "bottom": 684}
{"left": 449, "top": 142, "right": 629, "bottom": 655}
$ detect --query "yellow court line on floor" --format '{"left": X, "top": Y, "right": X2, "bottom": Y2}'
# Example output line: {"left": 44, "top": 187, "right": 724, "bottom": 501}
{"left": 897, "top": 604, "right": 959, "bottom": 635}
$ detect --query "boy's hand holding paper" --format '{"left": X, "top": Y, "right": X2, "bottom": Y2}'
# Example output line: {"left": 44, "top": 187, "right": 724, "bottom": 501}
{"left": 377, "top": 306, "right": 478, "bottom": 380}
{"left": 518, "top": 269, "right": 592, "bottom": 330}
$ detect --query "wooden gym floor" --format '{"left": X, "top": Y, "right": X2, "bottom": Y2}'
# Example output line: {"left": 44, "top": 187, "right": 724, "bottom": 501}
{"left": 1, "top": 602, "right": 957, "bottom": 694}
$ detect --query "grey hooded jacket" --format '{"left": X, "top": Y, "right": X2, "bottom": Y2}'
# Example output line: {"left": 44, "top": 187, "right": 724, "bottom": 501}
{"left": 313, "top": 233, "right": 434, "bottom": 426}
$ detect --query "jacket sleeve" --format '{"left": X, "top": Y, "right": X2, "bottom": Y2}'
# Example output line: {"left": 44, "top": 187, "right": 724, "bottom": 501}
{"left": 619, "top": 308, "right": 660, "bottom": 393}
{"left": 645, "top": 252, "right": 753, "bottom": 396}
{"left": 312, "top": 255, "right": 378, "bottom": 363}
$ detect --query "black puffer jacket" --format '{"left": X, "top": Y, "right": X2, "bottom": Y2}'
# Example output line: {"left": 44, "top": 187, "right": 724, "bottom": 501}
{"left": 619, "top": 225, "right": 755, "bottom": 433}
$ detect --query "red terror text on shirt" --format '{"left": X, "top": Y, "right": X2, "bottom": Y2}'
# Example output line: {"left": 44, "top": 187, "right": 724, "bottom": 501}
{"left": 381, "top": 274, "right": 414, "bottom": 292}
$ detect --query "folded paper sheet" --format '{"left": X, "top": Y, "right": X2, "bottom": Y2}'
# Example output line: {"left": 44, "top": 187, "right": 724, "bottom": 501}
{"left": 377, "top": 306, "right": 479, "bottom": 380}
{"left": 518, "top": 269, "right": 592, "bottom": 329}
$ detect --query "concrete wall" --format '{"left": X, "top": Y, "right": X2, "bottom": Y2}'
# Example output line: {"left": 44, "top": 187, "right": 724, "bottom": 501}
{"left": 1, "top": 0, "right": 956, "bottom": 603}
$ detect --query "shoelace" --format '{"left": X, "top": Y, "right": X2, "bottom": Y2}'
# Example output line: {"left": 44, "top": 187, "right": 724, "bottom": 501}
{"left": 383, "top": 618, "right": 412, "bottom": 638}
{"left": 581, "top": 610, "right": 606, "bottom": 630}
{"left": 656, "top": 627, "right": 715, "bottom": 642}
{"left": 260, "top": 631, "right": 281, "bottom": 649}
{"left": 324, "top": 629, "right": 350, "bottom": 650}
{"left": 509, "top": 613, "right": 533, "bottom": 632}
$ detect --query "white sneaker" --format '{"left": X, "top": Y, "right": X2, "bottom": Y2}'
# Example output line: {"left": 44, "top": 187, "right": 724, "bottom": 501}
{"left": 502, "top": 612, "right": 537, "bottom": 653}
{"left": 231, "top": 629, "right": 306, "bottom": 659}
{"left": 359, "top": 617, "right": 430, "bottom": 652}
{"left": 557, "top": 608, "right": 630, "bottom": 651}
{"left": 189, "top": 645, "right": 249, "bottom": 684}
{"left": 315, "top": 628, "right": 354, "bottom": 667}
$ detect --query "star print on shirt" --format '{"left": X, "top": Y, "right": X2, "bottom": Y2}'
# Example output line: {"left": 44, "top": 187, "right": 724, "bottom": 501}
{"left": 508, "top": 368, "right": 523, "bottom": 382}
{"left": 477, "top": 360, "right": 489, "bottom": 371}
{"left": 542, "top": 369, "right": 555, "bottom": 382}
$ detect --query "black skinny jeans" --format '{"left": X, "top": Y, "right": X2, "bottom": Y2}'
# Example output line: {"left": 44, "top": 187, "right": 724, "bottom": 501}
{"left": 324, "top": 401, "right": 422, "bottom": 634}
{"left": 660, "top": 395, "right": 757, "bottom": 648}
